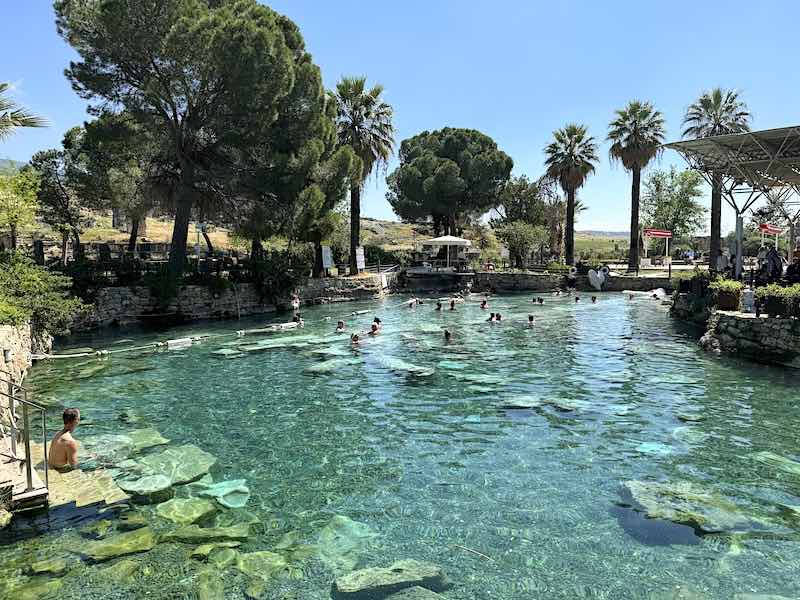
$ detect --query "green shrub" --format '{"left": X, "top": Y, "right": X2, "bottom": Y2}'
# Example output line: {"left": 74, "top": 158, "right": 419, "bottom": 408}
{"left": 142, "top": 272, "right": 180, "bottom": 309}
{"left": 0, "top": 296, "right": 29, "bottom": 326}
{"left": 755, "top": 283, "right": 800, "bottom": 317}
{"left": 709, "top": 278, "right": 743, "bottom": 310}
{"left": 708, "top": 279, "right": 744, "bottom": 294}
{"left": 0, "top": 251, "right": 86, "bottom": 334}
{"left": 363, "top": 245, "right": 413, "bottom": 267}
{"left": 546, "top": 262, "right": 570, "bottom": 272}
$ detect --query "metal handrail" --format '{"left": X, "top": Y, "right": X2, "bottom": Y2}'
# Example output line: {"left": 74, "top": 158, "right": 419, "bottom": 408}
{"left": 0, "top": 368, "right": 49, "bottom": 495}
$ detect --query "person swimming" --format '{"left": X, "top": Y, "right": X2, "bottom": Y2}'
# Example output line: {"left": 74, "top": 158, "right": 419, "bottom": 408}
{"left": 407, "top": 298, "right": 417, "bottom": 308}
{"left": 444, "top": 329, "right": 452, "bottom": 342}
{"left": 538, "top": 297, "right": 544, "bottom": 305}
{"left": 480, "top": 299, "right": 488, "bottom": 309}
{"left": 528, "top": 314, "right": 535, "bottom": 326}
{"left": 335, "top": 320, "right": 346, "bottom": 333}
{"left": 368, "top": 323, "right": 380, "bottom": 336}
{"left": 435, "top": 301, "right": 443, "bottom": 311}
{"left": 591, "top": 296, "right": 597, "bottom": 303}
{"left": 351, "top": 333, "right": 360, "bottom": 344}
{"left": 292, "top": 314, "right": 304, "bottom": 327}
{"left": 495, "top": 313, "right": 502, "bottom": 322}
{"left": 575, "top": 296, "right": 580, "bottom": 303}
{"left": 449, "top": 299, "right": 456, "bottom": 311}
{"left": 373, "top": 317, "right": 382, "bottom": 330}
{"left": 488, "top": 312, "right": 496, "bottom": 322}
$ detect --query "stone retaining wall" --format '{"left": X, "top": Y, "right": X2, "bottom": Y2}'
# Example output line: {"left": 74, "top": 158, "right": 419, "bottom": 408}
{"left": 669, "top": 292, "right": 710, "bottom": 326}
{"left": 0, "top": 325, "right": 33, "bottom": 385}
{"left": 73, "top": 274, "right": 394, "bottom": 331}
{"left": 472, "top": 272, "right": 674, "bottom": 293}
{"left": 700, "top": 311, "right": 800, "bottom": 368}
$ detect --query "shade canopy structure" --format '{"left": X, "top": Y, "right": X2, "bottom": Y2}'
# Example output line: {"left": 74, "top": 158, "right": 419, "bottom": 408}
{"left": 424, "top": 235, "right": 472, "bottom": 247}
{"left": 423, "top": 235, "right": 472, "bottom": 268}
{"left": 665, "top": 126, "right": 800, "bottom": 275}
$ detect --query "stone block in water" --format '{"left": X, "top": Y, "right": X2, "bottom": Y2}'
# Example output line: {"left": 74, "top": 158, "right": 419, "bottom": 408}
{"left": 136, "top": 444, "right": 217, "bottom": 485}
{"left": 318, "top": 515, "right": 378, "bottom": 575}
{"left": 156, "top": 497, "right": 218, "bottom": 525}
{"left": 161, "top": 523, "right": 250, "bottom": 543}
{"left": 331, "top": 559, "right": 447, "bottom": 600}
{"left": 81, "top": 527, "right": 158, "bottom": 562}
{"left": 195, "top": 479, "right": 251, "bottom": 509}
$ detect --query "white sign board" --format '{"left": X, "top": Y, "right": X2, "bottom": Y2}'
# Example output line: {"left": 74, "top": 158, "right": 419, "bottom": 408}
{"left": 321, "top": 246, "right": 333, "bottom": 269}
{"left": 356, "top": 246, "right": 366, "bottom": 270}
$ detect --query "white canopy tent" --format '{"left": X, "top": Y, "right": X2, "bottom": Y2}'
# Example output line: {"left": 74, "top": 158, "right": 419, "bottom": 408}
{"left": 424, "top": 235, "right": 472, "bottom": 268}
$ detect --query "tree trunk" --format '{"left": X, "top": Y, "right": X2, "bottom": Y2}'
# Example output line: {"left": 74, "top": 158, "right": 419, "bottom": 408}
{"left": 127, "top": 218, "right": 140, "bottom": 252}
{"left": 251, "top": 238, "right": 263, "bottom": 261}
{"left": 565, "top": 188, "right": 575, "bottom": 265}
{"left": 61, "top": 232, "right": 69, "bottom": 267}
{"left": 72, "top": 230, "right": 83, "bottom": 259}
{"left": 313, "top": 239, "right": 324, "bottom": 278}
{"left": 710, "top": 172, "right": 722, "bottom": 273}
{"left": 628, "top": 166, "right": 641, "bottom": 271}
{"left": 202, "top": 230, "right": 214, "bottom": 254}
{"left": 788, "top": 221, "right": 796, "bottom": 263}
{"left": 349, "top": 183, "right": 361, "bottom": 275}
{"left": 10, "top": 223, "right": 17, "bottom": 250}
{"left": 168, "top": 166, "right": 195, "bottom": 277}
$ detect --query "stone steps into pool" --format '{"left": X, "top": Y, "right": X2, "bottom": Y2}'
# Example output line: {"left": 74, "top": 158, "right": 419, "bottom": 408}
{"left": 1, "top": 436, "right": 49, "bottom": 511}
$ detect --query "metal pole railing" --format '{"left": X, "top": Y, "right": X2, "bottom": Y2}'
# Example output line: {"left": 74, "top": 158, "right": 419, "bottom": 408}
{"left": 22, "top": 400, "right": 33, "bottom": 492}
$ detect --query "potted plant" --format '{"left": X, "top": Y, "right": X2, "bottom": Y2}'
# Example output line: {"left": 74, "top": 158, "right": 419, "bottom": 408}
{"left": 709, "top": 279, "right": 743, "bottom": 311}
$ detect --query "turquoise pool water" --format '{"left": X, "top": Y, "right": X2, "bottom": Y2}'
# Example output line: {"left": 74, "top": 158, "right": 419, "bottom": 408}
{"left": 4, "top": 292, "right": 800, "bottom": 599}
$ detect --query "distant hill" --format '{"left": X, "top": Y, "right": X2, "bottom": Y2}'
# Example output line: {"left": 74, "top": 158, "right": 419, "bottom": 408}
{"left": 0, "top": 158, "right": 24, "bottom": 174}
{"left": 576, "top": 230, "right": 628, "bottom": 238}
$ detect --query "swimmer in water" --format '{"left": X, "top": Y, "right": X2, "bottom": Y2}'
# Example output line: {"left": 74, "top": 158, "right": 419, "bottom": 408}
{"left": 335, "top": 320, "right": 346, "bottom": 333}
{"left": 444, "top": 329, "right": 452, "bottom": 342}
{"left": 538, "top": 297, "right": 544, "bottom": 305}
{"left": 488, "top": 312, "right": 496, "bottom": 322}
{"left": 480, "top": 299, "right": 488, "bottom": 310}
{"left": 368, "top": 323, "right": 380, "bottom": 336}
{"left": 351, "top": 333, "right": 360, "bottom": 345}
{"left": 435, "top": 301, "right": 443, "bottom": 311}
{"left": 528, "top": 314, "right": 535, "bottom": 326}
{"left": 373, "top": 317, "right": 382, "bottom": 330}
{"left": 450, "top": 299, "right": 456, "bottom": 311}
{"left": 628, "top": 294, "right": 634, "bottom": 301}
{"left": 495, "top": 313, "right": 502, "bottom": 322}
{"left": 591, "top": 296, "right": 597, "bottom": 303}
{"left": 575, "top": 296, "right": 580, "bottom": 303}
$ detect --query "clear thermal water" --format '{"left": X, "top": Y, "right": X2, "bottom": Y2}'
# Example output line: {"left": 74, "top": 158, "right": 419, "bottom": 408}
{"left": 4, "top": 292, "right": 800, "bottom": 599}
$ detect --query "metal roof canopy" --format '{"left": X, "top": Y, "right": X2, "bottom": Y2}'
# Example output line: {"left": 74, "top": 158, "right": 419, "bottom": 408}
{"left": 666, "top": 126, "right": 800, "bottom": 272}
{"left": 665, "top": 126, "right": 800, "bottom": 221}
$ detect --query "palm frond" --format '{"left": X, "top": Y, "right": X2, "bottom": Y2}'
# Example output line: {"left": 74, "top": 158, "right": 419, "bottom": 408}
{"left": 0, "top": 82, "right": 48, "bottom": 140}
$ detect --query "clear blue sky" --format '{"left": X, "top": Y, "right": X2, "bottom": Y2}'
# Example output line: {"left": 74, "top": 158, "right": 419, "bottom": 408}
{"left": 2, "top": 1, "right": 799, "bottom": 234}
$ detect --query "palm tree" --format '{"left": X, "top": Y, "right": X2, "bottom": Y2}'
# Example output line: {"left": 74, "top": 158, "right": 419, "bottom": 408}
{"left": 608, "top": 100, "right": 666, "bottom": 271}
{"left": 0, "top": 83, "right": 47, "bottom": 140}
{"left": 544, "top": 124, "right": 598, "bottom": 265}
{"left": 334, "top": 77, "right": 394, "bottom": 275}
{"left": 682, "top": 88, "right": 751, "bottom": 272}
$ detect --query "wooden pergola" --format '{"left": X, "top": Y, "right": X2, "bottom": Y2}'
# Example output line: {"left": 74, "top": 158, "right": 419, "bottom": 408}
{"left": 665, "top": 126, "right": 800, "bottom": 277}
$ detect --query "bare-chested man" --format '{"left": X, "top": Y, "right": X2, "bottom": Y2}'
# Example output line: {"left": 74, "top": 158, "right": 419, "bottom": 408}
{"left": 48, "top": 408, "right": 80, "bottom": 472}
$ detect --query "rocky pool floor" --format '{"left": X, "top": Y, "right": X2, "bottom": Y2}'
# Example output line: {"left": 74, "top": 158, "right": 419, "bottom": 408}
{"left": 3, "top": 292, "right": 800, "bottom": 599}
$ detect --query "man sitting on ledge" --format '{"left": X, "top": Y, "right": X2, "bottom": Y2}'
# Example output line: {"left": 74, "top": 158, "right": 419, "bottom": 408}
{"left": 48, "top": 408, "right": 80, "bottom": 472}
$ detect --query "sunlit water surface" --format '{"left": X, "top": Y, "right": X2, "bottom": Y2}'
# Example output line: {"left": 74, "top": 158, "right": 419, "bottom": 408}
{"left": 5, "top": 293, "right": 800, "bottom": 599}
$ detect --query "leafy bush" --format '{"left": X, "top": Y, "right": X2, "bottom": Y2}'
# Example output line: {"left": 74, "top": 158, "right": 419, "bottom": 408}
{"left": 708, "top": 279, "right": 743, "bottom": 294}
{"left": 546, "top": 262, "right": 570, "bottom": 272}
{"left": 248, "top": 249, "right": 308, "bottom": 304}
{"left": 709, "top": 278, "right": 743, "bottom": 310}
{"left": 755, "top": 283, "right": 800, "bottom": 317}
{"left": 363, "top": 245, "right": 413, "bottom": 267}
{"left": 0, "top": 296, "right": 29, "bottom": 326}
{"left": 142, "top": 272, "right": 180, "bottom": 309}
{"left": 0, "top": 251, "right": 86, "bottom": 334}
